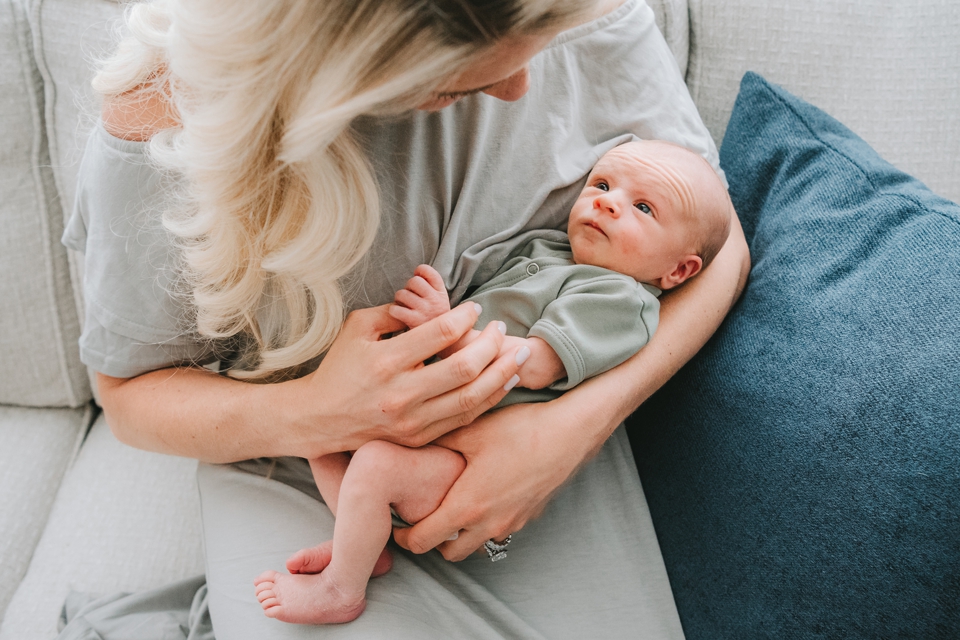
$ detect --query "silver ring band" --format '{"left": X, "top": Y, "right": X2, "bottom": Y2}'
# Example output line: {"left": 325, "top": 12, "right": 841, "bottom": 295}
{"left": 484, "top": 534, "right": 512, "bottom": 562}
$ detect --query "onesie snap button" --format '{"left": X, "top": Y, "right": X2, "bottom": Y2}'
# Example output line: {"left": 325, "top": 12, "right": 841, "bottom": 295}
{"left": 526, "top": 262, "right": 540, "bottom": 276}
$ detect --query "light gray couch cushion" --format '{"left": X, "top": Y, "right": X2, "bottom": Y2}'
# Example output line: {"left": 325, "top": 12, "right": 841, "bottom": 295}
{"left": 686, "top": 0, "right": 960, "bottom": 205}
{"left": 27, "top": 0, "right": 121, "bottom": 228}
{"left": 0, "top": 405, "right": 89, "bottom": 625}
{"left": 0, "top": 0, "right": 90, "bottom": 408}
{"left": 0, "top": 414, "right": 204, "bottom": 640}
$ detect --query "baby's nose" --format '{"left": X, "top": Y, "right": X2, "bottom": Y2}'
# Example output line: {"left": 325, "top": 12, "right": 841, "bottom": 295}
{"left": 595, "top": 194, "right": 620, "bottom": 217}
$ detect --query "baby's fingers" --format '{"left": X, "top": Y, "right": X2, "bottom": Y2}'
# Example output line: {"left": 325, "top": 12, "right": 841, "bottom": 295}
{"left": 389, "top": 303, "right": 425, "bottom": 329}
{"left": 414, "top": 264, "right": 447, "bottom": 293}
{"left": 403, "top": 275, "right": 438, "bottom": 299}
{"left": 394, "top": 288, "right": 425, "bottom": 310}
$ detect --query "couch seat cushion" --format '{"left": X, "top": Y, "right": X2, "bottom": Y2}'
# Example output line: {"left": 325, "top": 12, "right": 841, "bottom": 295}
{"left": 0, "top": 406, "right": 89, "bottom": 624}
{"left": 628, "top": 72, "right": 960, "bottom": 638}
{"left": 0, "top": 414, "right": 204, "bottom": 640}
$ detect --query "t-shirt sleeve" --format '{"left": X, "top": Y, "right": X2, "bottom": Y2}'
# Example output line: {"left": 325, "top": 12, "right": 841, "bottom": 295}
{"left": 527, "top": 276, "right": 660, "bottom": 390}
{"left": 63, "top": 125, "right": 215, "bottom": 378}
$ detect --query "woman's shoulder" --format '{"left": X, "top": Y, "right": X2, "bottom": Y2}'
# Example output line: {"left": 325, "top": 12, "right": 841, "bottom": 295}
{"left": 101, "top": 86, "right": 179, "bottom": 142}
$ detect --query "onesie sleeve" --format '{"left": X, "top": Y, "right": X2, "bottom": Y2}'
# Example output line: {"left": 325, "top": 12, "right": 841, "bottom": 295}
{"left": 63, "top": 124, "right": 216, "bottom": 378}
{"left": 527, "top": 275, "right": 660, "bottom": 390}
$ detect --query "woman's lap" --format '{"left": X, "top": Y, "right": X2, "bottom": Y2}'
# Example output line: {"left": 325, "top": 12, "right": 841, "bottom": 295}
{"left": 198, "top": 426, "right": 683, "bottom": 639}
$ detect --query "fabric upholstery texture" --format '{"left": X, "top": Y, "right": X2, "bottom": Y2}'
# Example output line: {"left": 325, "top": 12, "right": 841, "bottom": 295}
{"left": 27, "top": 0, "right": 120, "bottom": 222}
{"left": 0, "top": 405, "right": 90, "bottom": 625}
{"left": 686, "top": 0, "right": 960, "bottom": 204}
{"left": 28, "top": 0, "right": 124, "bottom": 408}
{"left": 628, "top": 72, "right": 960, "bottom": 638}
{"left": 0, "top": 0, "right": 89, "bottom": 407}
{"left": 0, "top": 414, "right": 204, "bottom": 640}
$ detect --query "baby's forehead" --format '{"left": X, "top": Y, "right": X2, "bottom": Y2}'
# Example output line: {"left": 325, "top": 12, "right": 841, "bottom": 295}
{"left": 595, "top": 140, "right": 690, "bottom": 168}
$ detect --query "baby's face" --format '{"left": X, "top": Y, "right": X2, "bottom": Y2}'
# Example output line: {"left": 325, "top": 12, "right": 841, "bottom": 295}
{"left": 567, "top": 141, "right": 706, "bottom": 287}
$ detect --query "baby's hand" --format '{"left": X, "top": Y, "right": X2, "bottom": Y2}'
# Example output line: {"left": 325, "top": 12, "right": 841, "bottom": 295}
{"left": 389, "top": 264, "right": 451, "bottom": 329}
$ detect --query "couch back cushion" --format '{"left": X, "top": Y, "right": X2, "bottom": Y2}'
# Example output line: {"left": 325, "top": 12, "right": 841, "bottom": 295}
{"left": 0, "top": 0, "right": 90, "bottom": 408}
{"left": 629, "top": 71, "right": 960, "bottom": 638}
{"left": 686, "top": 0, "right": 960, "bottom": 204}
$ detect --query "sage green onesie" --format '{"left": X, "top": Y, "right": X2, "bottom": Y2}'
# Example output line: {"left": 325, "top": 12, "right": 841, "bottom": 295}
{"left": 469, "top": 234, "right": 660, "bottom": 407}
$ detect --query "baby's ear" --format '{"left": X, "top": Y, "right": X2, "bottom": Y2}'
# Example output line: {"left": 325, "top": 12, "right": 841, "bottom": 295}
{"left": 659, "top": 255, "right": 703, "bottom": 290}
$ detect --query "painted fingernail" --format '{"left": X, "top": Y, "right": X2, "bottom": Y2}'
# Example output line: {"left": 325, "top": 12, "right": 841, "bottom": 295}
{"left": 447, "top": 532, "right": 460, "bottom": 541}
{"left": 515, "top": 346, "right": 531, "bottom": 366}
{"left": 504, "top": 374, "right": 520, "bottom": 391}
{"left": 473, "top": 302, "right": 482, "bottom": 315}
{"left": 497, "top": 321, "right": 507, "bottom": 335}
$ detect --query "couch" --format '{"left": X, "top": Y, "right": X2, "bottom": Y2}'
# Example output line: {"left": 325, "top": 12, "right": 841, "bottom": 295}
{"left": 1, "top": 1, "right": 957, "bottom": 638}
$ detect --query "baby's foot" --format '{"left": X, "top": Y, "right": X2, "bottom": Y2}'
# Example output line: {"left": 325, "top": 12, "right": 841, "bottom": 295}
{"left": 286, "top": 541, "right": 394, "bottom": 578}
{"left": 254, "top": 570, "right": 366, "bottom": 625}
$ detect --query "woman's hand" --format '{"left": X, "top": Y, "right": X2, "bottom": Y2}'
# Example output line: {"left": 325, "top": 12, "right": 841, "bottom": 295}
{"left": 392, "top": 396, "right": 595, "bottom": 561}
{"left": 285, "top": 302, "right": 525, "bottom": 457}
{"left": 99, "top": 301, "right": 524, "bottom": 463}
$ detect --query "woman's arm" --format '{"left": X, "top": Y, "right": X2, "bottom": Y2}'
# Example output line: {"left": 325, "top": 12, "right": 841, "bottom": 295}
{"left": 96, "top": 95, "right": 531, "bottom": 463}
{"left": 393, "top": 213, "right": 751, "bottom": 560}
{"left": 99, "top": 304, "right": 526, "bottom": 463}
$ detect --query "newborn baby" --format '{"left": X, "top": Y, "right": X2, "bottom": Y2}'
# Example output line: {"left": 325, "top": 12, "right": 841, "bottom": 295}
{"left": 254, "top": 139, "right": 732, "bottom": 624}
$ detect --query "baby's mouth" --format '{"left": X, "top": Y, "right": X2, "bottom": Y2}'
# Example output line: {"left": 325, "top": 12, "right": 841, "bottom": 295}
{"left": 585, "top": 221, "right": 607, "bottom": 237}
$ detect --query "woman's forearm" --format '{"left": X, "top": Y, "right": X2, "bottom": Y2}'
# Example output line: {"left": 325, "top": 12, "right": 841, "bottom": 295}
{"left": 98, "top": 367, "right": 317, "bottom": 463}
{"left": 97, "top": 303, "right": 527, "bottom": 463}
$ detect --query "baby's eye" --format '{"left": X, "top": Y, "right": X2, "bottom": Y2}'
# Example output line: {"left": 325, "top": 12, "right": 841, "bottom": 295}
{"left": 635, "top": 202, "right": 652, "bottom": 215}
{"left": 595, "top": 181, "right": 609, "bottom": 191}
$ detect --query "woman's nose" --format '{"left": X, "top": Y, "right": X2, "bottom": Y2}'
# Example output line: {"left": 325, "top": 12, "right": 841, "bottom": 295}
{"left": 482, "top": 67, "right": 530, "bottom": 102}
{"left": 594, "top": 194, "right": 620, "bottom": 218}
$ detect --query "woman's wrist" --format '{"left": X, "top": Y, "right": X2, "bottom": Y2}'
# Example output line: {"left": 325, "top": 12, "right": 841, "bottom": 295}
{"left": 270, "top": 374, "right": 366, "bottom": 459}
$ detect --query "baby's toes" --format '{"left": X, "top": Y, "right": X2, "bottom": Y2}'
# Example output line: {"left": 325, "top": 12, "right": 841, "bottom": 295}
{"left": 254, "top": 569, "right": 280, "bottom": 589}
{"left": 254, "top": 571, "right": 281, "bottom": 607}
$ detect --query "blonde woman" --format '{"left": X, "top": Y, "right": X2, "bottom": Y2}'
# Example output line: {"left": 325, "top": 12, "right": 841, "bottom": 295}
{"left": 67, "top": 0, "right": 750, "bottom": 637}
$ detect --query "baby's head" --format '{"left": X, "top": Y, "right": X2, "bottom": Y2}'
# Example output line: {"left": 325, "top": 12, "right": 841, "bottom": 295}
{"left": 568, "top": 140, "right": 732, "bottom": 290}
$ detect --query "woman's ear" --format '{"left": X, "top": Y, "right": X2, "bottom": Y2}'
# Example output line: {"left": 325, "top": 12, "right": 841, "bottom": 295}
{"left": 658, "top": 255, "right": 703, "bottom": 290}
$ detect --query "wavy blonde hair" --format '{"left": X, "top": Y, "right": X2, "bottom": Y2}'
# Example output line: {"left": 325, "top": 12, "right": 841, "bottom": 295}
{"left": 94, "top": 0, "right": 591, "bottom": 380}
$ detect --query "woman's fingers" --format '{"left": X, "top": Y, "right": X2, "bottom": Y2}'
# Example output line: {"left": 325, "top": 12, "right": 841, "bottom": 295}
{"left": 412, "top": 355, "right": 521, "bottom": 442}
{"left": 420, "top": 320, "right": 507, "bottom": 390}
{"left": 343, "top": 304, "right": 408, "bottom": 340}
{"left": 393, "top": 402, "right": 583, "bottom": 561}
{"left": 390, "top": 302, "right": 485, "bottom": 368}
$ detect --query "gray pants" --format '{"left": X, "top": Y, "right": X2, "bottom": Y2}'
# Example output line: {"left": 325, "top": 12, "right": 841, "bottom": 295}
{"left": 197, "top": 426, "right": 684, "bottom": 639}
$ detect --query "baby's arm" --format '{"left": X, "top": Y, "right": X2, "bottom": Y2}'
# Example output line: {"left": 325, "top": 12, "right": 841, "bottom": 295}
{"left": 389, "top": 265, "right": 565, "bottom": 389}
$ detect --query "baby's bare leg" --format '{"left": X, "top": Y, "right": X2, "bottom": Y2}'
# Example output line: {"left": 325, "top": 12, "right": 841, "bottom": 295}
{"left": 254, "top": 441, "right": 465, "bottom": 624}
{"left": 279, "top": 454, "right": 393, "bottom": 578}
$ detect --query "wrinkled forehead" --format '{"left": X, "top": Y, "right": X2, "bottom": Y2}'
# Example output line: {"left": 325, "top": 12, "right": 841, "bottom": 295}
{"left": 594, "top": 140, "right": 696, "bottom": 174}
{"left": 596, "top": 142, "right": 696, "bottom": 209}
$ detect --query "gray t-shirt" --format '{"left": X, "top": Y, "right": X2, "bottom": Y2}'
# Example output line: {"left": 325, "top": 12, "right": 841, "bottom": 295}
{"left": 64, "top": 0, "right": 723, "bottom": 379}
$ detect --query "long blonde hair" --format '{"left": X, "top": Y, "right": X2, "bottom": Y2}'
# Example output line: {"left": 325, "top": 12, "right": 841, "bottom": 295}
{"left": 94, "top": 0, "right": 590, "bottom": 379}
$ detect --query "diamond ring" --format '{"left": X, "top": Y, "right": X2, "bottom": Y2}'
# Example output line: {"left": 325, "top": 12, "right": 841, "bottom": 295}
{"left": 483, "top": 534, "right": 512, "bottom": 562}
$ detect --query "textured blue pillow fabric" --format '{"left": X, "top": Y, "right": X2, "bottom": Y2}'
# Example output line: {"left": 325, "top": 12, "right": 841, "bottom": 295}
{"left": 628, "top": 72, "right": 959, "bottom": 638}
